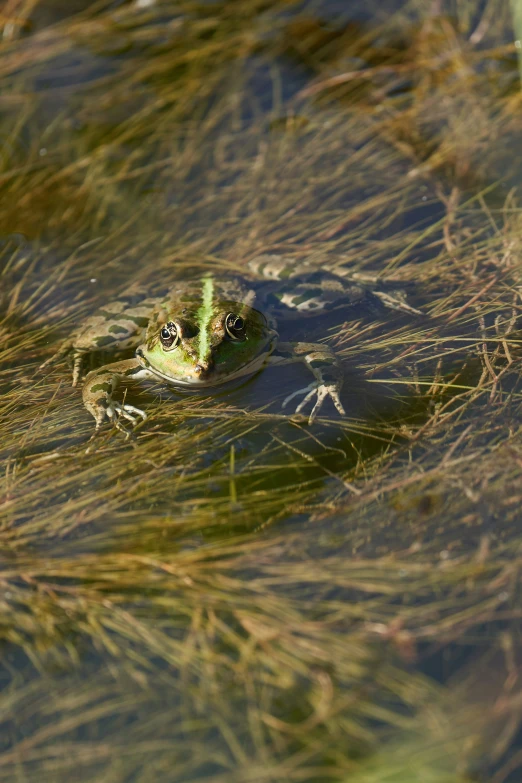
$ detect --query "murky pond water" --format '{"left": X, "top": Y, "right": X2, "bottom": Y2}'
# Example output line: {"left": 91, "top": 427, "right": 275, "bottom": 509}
{"left": 1, "top": 1, "right": 522, "bottom": 780}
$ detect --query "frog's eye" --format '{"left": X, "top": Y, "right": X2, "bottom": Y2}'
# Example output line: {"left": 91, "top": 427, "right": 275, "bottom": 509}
{"left": 160, "top": 321, "right": 179, "bottom": 350}
{"left": 225, "top": 313, "right": 246, "bottom": 341}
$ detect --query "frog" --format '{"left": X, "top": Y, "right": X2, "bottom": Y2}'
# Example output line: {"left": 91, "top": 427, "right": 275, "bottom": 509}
{"left": 41, "top": 255, "right": 420, "bottom": 438}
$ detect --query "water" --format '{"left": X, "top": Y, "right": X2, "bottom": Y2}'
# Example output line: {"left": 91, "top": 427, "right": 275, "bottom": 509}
{"left": 1, "top": 1, "right": 521, "bottom": 781}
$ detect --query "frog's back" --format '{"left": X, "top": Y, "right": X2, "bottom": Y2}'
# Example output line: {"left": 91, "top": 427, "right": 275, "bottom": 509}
{"left": 248, "top": 255, "right": 421, "bottom": 318}
{"left": 167, "top": 276, "right": 255, "bottom": 310}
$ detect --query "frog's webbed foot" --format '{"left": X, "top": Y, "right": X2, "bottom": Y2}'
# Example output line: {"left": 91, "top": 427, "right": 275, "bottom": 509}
{"left": 105, "top": 401, "right": 147, "bottom": 437}
{"left": 372, "top": 290, "right": 422, "bottom": 316}
{"left": 83, "top": 358, "right": 150, "bottom": 441}
{"left": 71, "top": 353, "right": 86, "bottom": 387}
{"left": 38, "top": 340, "right": 72, "bottom": 372}
{"left": 282, "top": 381, "right": 345, "bottom": 424}
{"left": 86, "top": 402, "right": 147, "bottom": 452}
{"left": 269, "top": 341, "right": 346, "bottom": 424}
{"left": 38, "top": 340, "right": 88, "bottom": 387}
{"left": 88, "top": 400, "right": 147, "bottom": 443}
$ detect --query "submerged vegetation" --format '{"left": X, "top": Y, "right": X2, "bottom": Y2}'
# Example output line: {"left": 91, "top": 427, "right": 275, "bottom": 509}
{"left": 1, "top": 0, "right": 522, "bottom": 780}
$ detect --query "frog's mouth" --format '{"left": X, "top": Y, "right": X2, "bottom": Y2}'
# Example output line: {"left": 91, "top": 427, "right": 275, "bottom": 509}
{"left": 135, "top": 344, "right": 275, "bottom": 388}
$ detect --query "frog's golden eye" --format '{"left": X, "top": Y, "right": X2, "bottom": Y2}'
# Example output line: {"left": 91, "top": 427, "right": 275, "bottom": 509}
{"left": 160, "top": 321, "right": 179, "bottom": 350}
{"left": 225, "top": 313, "right": 246, "bottom": 341}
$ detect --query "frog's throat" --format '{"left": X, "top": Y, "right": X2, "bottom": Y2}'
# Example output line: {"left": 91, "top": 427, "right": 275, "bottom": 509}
{"left": 196, "top": 275, "right": 214, "bottom": 366}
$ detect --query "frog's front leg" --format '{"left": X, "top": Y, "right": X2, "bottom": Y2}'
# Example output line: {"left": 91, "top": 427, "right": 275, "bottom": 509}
{"left": 40, "top": 291, "right": 155, "bottom": 386}
{"left": 267, "top": 342, "right": 345, "bottom": 423}
{"left": 82, "top": 358, "right": 154, "bottom": 436}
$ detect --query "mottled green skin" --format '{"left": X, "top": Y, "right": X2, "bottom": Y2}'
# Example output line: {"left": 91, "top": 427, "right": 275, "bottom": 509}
{"left": 41, "top": 255, "right": 418, "bottom": 438}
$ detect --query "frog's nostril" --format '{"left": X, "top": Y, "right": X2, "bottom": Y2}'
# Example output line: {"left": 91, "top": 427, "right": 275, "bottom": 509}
{"left": 194, "top": 361, "right": 212, "bottom": 377}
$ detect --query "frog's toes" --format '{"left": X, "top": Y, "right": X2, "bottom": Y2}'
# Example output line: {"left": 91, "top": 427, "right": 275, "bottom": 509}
{"left": 308, "top": 384, "right": 345, "bottom": 422}
{"left": 282, "top": 382, "right": 317, "bottom": 411}
{"left": 373, "top": 291, "right": 422, "bottom": 316}
{"left": 72, "top": 353, "right": 85, "bottom": 388}
{"left": 107, "top": 400, "right": 147, "bottom": 426}
{"left": 85, "top": 400, "right": 147, "bottom": 449}
{"left": 38, "top": 340, "right": 73, "bottom": 373}
{"left": 91, "top": 402, "right": 145, "bottom": 441}
{"left": 38, "top": 341, "right": 87, "bottom": 389}
{"left": 282, "top": 382, "right": 345, "bottom": 423}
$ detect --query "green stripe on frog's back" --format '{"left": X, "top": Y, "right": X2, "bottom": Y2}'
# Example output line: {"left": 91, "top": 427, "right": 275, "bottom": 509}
{"left": 196, "top": 275, "right": 215, "bottom": 365}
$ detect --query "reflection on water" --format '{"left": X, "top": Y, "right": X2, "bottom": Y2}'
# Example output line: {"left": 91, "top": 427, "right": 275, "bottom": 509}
{"left": 1, "top": 1, "right": 522, "bottom": 781}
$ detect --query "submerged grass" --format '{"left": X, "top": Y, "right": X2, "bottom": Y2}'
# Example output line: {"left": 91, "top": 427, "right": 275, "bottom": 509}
{"left": 2, "top": 0, "right": 522, "bottom": 781}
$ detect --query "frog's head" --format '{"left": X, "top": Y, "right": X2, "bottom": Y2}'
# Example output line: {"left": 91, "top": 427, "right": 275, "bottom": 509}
{"left": 136, "top": 282, "right": 276, "bottom": 387}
